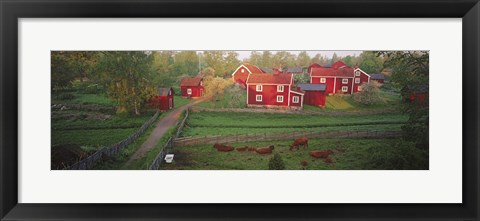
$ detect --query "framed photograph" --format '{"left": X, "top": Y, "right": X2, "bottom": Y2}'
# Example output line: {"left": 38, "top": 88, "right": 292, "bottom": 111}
{"left": 1, "top": 0, "right": 479, "bottom": 220}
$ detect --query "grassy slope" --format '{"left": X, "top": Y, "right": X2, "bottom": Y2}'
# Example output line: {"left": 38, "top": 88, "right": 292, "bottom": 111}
{"left": 160, "top": 138, "right": 427, "bottom": 170}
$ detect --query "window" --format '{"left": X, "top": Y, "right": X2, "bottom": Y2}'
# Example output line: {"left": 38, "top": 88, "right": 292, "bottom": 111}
{"left": 256, "top": 85, "right": 263, "bottom": 92}
{"left": 187, "top": 88, "right": 192, "bottom": 95}
{"left": 341, "top": 86, "right": 348, "bottom": 92}
{"left": 355, "top": 78, "right": 360, "bottom": 84}
{"left": 256, "top": 95, "right": 262, "bottom": 102}
{"left": 292, "top": 96, "right": 299, "bottom": 103}
{"left": 342, "top": 79, "right": 349, "bottom": 84}
{"left": 169, "top": 90, "right": 172, "bottom": 95}
{"left": 276, "top": 95, "right": 284, "bottom": 102}
{"left": 355, "top": 70, "right": 360, "bottom": 76}
{"left": 200, "top": 81, "right": 203, "bottom": 86}
{"left": 358, "top": 85, "right": 363, "bottom": 91}
{"left": 241, "top": 69, "right": 245, "bottom": 73}
{"left": 277, "top": 85, "right": 284, "bottom": 92}
{"left": 320, "top": 78, "right": 326, "bottom": 83}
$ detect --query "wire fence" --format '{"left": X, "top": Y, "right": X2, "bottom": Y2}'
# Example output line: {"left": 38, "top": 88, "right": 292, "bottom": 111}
{"left": 173, "top": 130, "right": 402, "bottom": 147}
{"left": 148, "top": 109, "right": 189, "bottom": 170}
{"left": 64, "top": 111, "right": 160, "bottom": 170}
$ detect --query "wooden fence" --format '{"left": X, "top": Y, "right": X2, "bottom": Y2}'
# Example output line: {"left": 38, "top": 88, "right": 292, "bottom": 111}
{"left": 148, "top": 109, "right": 189, "bottom": 170}
{"left": 65, "top": 111, "right": 160, "bottom": 170}
{"left": 173, "top": 130, "right": 402, "bottom": 147}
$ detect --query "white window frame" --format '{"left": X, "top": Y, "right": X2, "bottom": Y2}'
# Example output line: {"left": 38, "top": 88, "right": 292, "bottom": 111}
{"left": 187, "top": 88, "right": 192, "bottom": 95}
{"left": 276, "top": 95, "right": 284, "bottom": 103}
{"left": 200, "top": 81, "right": 203, "bottom": 86}
{"left": 256, "top": 85, "right": 263, "bottom": 92}
{"left": 341, "top": 86, "right": 348, "bottom": 92}
{"left": 256, "top": 95, "right": 262, "bottom": 102}
{"left": 292, "top": 96, "right": 299, "bottom": 103}
{"left": 277, "top": 85, "right": 284, "bottom": 92}
{"left": 355, "top": 78, "right": 361, "bottom": 84}
{"left": 320, "top": 78, "right": 326, "bottom": 83}
{"left": 355, "top": 70, "right": 360, "bottom": 76}
{"left": 358, "top": 85, "right": 364, "bottom": 91}
{"left": 241, "top": 69, "right": 245, "bottom": 73}
{"left": 342, "top": 78, "right": 349, "bottom": 84}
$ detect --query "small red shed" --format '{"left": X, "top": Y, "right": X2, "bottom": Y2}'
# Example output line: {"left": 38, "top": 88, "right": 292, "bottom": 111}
{"left": 297, "top": 83, "right": 327, "bottom": 107}
{"left": 231, "top": 63, "right": 264, "bottom": 87}
{"left": 180, "top": 76, "right": 204, "bottom": 97}
{"left": 149, "top": 87, "right": 174, "bottom": 111}
{"left": 370, "top": 73, "right": 386, "bottom": 84}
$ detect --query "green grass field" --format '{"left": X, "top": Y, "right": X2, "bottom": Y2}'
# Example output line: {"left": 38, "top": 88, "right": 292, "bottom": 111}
{"left": 160, "top": 138, "right": 428, "bottom": 170}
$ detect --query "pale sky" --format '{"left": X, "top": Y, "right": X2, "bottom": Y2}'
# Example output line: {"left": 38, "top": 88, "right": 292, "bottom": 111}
{"left": 235, "top": 50, "right": 363, "bottom": 61}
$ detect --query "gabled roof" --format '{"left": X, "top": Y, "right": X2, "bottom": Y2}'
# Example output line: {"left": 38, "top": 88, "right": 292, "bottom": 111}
{"left": 246, "top": 73, "right": 293, "bottom": 85}
{"left": 370, "top": 73, "right": 385, "bottom": 80}
{"left": 286, "top": 67, "right": 303, "bottom": 73}
{"left": 310, "top": 67, "right": 355, "bottom": 78}
{"left": 331, "top": 61, "right": 348, "bottom": 69}
{"left": 180, "top": 76, "right": 203, "bottom": 86}
{"left": 297, "top": 83, "right": 327, "bottom": 91}
{"left": 157, "top": 87, "right": 173, "bottom": 96}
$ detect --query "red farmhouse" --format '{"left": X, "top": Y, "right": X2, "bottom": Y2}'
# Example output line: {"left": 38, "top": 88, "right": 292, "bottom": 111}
{"left": 231, "top": 63, "right": 264, "bottom": 87}
{"left": 180, "top": 76, "right": 204, "bottom": 97}
{"left": 149, "top": 87, "right": 174, "bottom": 111}
{"left": 310, "top": 61, "right": 370, "bottom": 95}
{"left": 246, "top": 73, "right": 304, "bottom": 110}
{"left": 297, "top": 83, "right": 327, "bottom": 107}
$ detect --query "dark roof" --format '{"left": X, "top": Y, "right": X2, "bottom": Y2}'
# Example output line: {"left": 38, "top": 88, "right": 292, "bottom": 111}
{"left": 157, "top": 87, "right": 173, "bottom": 96}
{"left": 297, "top": 83, "right": 327, "bottom": 91}
{"left": 404, "top": 85, "right": 429, "bottom": 93}
{"left": 322, "top": 64, "right": 332, "bottom": 68}
{"left": 180, "top": 76, "right": 203, "bottom": 86}
{"left": 370, "top": 73, "right": 385, "bottom": 80}
{"left": 286, "top": 67, "right": 303, "bottom": 73}
{"left": 261, "top": 68, "right": 273, "bottom": 73}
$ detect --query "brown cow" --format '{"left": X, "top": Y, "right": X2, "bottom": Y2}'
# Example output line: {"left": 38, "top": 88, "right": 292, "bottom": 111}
{"left": 247, "top": 147, "right": 257, "bottom": 151}
{"left": 255, "top": 145, "right": 275, "bottom": 154}
{"left": 290, "top": 137, "right": 308, "bottom": 151}
{"left": 213, "top": 143, "right": 235, "bottom": 152}
{"left": 309, "top": 150, "right": 334, "bottom": 158}
{"left": 236, "top": 146, "right": 248, "bottom": 152}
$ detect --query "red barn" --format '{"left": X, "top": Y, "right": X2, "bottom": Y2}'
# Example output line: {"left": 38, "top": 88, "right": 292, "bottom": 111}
{"left": 310, "top": 61, "right": 370, "bottom": 95}
{"left": 307, "top": 63, "right": 322, "bottom": 74}
{"left": 180, "top": 76, "right": 204, "bottom": 97}
{"left": 246, "top": 73, "right": 304, "bottom": 110}
{"left": 149, "top": 87, "right": 174, "bottom": 111}
{"left": 402, "top": 85, "right": 428, "bottom": 105}
{"left": 231, "top": 63, "right": 264, "bottom": 87}
{"left": 297, "top": 83, "right": 327, "bottom": 107}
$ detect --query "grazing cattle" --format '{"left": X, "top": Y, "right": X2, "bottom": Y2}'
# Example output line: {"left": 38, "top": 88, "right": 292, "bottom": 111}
{"left": 290, "top": 137, "right": 309, "bottom": 151}
{"left": 213, "top": 143, "right": 235, "bottom": 152}
{"left": 247, "top": 147, "right": 257, "bottom": 151}
{"left": 236, "top": 146, "right": 248, "bottom": 152}
{"left": 255, "top": 145, "right": 275, "bottom": 154}
{"left": 309, "top": 150, "right": 334, "bottom": 158}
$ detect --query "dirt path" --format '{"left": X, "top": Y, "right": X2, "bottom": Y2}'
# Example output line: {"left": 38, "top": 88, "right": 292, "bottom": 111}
{"left": 124, "top": 97, "right": 206, "bottom": 166}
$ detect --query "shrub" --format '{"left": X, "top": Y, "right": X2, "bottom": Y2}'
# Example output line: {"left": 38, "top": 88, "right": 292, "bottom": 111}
{"left": 352, "top": 81, "right": 383, "bottom": 105}
{"left": 363, "top": 140, "right": 428, "bottom": 170}
{"left": 268, "top": 153, "right": 286, "bottom": 170}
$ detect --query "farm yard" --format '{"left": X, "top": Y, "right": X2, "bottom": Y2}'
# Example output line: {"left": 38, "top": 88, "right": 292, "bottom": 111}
{"left": 51, "top": 50, "right": 429, "bottom": 170}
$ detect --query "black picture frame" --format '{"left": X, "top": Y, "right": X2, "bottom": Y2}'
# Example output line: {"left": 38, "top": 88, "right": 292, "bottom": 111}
{"left": 1, "top": 0, "right": 479, "bottom": 220}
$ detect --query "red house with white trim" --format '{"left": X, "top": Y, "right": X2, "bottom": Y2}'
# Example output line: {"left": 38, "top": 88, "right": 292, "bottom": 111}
{"left": 148, "top": 87, "right": 174, "bottom": 111}
{"left": 180, "top": 76, "right": 204, "bottom": 97}
{"left": 231, "top": 63, "right": 264, "bottom": 87}
{"left": 246, "top": 73, "right": 304, "bottom": 110}
{"left": 310, "top": 61, "right": 370, "bottom": 95}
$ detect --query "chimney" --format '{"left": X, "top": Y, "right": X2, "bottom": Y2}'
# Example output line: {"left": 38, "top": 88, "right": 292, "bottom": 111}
{"left": 354, "top": 63, "right": 359, "bottom": 69}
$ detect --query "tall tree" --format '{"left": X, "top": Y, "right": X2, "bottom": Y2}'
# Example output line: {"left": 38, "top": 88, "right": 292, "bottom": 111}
{"left": 330, "top": 52, "right": 340, "bottom": 63}
{"left": 357, "top": 51, "right": 384, "bottom": 73}
{"left": 202, "top": 51, "right": 226, "bottom": 76}
{"left": 224, "top": 51, "right": 241, "bottom": 75}
{"left": 296, "top": 51, "right": 311, "bottom": 67}
{"left": 95, "top": 51, "right": 156, "bottom": 115}
{"left": 249, "top": 51, "right": 263, "bottom": 67}
{"left": 51, "top": 51, "right": 76, "bottom": 90}
{"left": 379, "top": 51, "right": 429, "bottom": 149}
{"left": 261, "top": 51, "right": 273, "bottom": 67}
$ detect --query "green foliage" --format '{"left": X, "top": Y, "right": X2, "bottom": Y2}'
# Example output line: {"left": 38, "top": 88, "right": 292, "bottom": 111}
{"left": 352, "top": 81, "right": 383, "bottom": 105}
{"left": 362, "top": 140, "right": 428, "bottom": 170}
{"left": 268, "top": 153, "right": 286, "bottom": 170}
{"left": 357, "top": 51, "right": 383, "bottom": 73}
{"left": 225, "top": 84, "right": 247, "bottom": 108}
{"left": 293, "top": 72, "right": 310, "bottom": 84}
{"left": 55, "top": 93, "right": 76, "bottom": 100}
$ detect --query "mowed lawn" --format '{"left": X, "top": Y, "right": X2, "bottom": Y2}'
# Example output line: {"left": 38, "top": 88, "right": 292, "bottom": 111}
{"left": 181, "top": 111, "right": 407, "bottom": 137}
{"left": 160, "top": 138, "right": 428, "bottom": 170}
